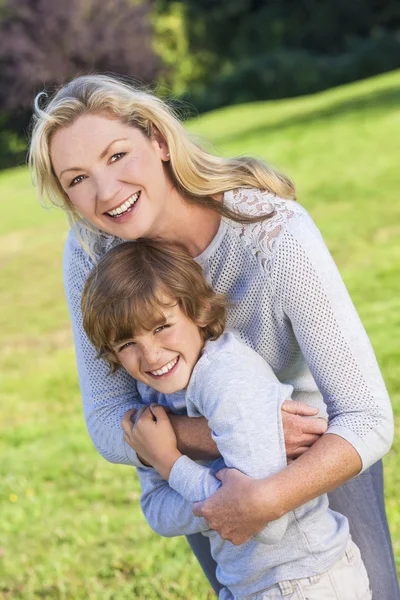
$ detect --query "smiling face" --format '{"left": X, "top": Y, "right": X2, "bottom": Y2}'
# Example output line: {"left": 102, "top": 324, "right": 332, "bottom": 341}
{"left": 50, "top": 113, "right": 173, "bottom": 240}
{"left": 111, "top": 302, "right": 205, "bottom": 394}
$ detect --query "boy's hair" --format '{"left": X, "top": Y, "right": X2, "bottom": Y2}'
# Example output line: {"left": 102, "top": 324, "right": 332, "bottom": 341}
{"left": 81, "top": 239, "right": 227, "bottom": 372}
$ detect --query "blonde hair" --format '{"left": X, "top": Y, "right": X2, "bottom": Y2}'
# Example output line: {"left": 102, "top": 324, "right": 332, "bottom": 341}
{"left": 81, "top": 239, "right": 227, "bottom": 372}
{"left": 29, "top": 73, "right": 295, "bottom": 254}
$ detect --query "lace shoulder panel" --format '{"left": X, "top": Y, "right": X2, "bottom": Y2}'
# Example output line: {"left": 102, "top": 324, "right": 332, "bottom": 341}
{"left": 226, "top": 188, "right": 306, "bottom": 267}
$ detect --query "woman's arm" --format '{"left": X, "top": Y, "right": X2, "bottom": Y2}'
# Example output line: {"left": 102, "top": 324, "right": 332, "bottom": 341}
{"left": 271, "top": 215, "right": 394, "bottom": 468}
{"left": 193, "top": 432, "right": 360, "bottom": 544}
{"left": 193, "top": 212, "right": 394, "bottom": 543}
{"left": 64, "top": 232, "right": 149, "bottom": 467}
{"left": 169, "top": 400, "right": 326, "bottom": 461}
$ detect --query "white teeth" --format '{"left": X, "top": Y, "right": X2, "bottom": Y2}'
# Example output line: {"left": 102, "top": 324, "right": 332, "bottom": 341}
{"left": 107, "top": 192, "right": 139, "bottom": 217}
{"left": 150, "top": 357, "right": 179, "bottom": 377}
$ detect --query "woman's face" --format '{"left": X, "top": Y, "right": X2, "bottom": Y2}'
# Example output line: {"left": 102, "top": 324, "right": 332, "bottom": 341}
{"left": 51, "top": 113, "right": 172, "bottom": 240}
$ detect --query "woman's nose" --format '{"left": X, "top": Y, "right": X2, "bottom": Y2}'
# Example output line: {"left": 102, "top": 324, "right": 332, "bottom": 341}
{"left": 94, "top": 172, "right": 121, "bottom": 206}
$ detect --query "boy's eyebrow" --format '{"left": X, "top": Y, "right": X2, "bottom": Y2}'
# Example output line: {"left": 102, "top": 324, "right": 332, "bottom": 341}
{"left": 112, "top": 314, "right": 171, "bottom": 346}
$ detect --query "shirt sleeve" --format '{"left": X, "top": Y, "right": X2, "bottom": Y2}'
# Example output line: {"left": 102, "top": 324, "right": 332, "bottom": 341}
{"left": 137, "top": 467, "right": 210, "bottom": 537}
{"left": 169, "top": 352, "right": 292, "bottom": 544}
{"left": 63, "top": 231, "right": 148, "bottom": 467}
{"left": 270, "top": 214, "right": 394, "bottom": 471}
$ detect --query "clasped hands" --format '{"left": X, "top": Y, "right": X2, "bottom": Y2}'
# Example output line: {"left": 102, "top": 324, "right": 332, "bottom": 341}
{"left": 121, "top": 404, "right": 182, "bottom": 481}
{"left": 121, "top": 400, "right": 327, "bottom": 545}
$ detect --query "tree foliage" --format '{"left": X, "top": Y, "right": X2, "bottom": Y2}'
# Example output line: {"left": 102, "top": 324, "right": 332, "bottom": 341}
{"left": 155, "top": 0, "right": 400, "bottom": 111}
{"left": 0, "top": 0, "right": 160, "bottom": 112}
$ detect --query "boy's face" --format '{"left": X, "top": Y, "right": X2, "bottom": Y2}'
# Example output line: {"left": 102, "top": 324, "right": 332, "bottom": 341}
{"left": 111, "top": 301, "right": 205, "bottom": 394}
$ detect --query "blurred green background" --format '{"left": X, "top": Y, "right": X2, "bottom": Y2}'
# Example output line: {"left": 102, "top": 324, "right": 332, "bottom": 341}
{"left": 1, "top": 69, "right": 399, "bottom": 598}
{"left": 1, "top": 0, "right": 400, "bottom": 597}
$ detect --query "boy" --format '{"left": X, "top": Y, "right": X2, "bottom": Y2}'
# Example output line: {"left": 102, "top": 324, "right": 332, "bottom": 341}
{"left": 81, "top": 239, "right": 371, "bottom": 600}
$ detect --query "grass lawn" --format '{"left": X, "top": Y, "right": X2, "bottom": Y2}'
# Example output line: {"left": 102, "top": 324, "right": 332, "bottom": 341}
{"left": 1, "top": 70, "right": 399, "bottom": 598}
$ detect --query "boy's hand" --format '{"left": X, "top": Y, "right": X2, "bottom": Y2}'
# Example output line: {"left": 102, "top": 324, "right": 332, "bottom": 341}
{"left": 121, "top": 405, "right": 182, "bottom": 480}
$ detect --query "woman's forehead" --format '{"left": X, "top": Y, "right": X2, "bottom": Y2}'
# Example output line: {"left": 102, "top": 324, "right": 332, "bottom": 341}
{"left": 50, "top": 114, "right": 144, "bottom": 174}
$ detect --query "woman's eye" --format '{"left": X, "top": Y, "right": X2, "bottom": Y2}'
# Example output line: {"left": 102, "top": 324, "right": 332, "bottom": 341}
{"left": 110, "top": 152, "right": 126, "bottom": 163}
{"left": 69, "top": 174, "right": 86, "bottom": 187}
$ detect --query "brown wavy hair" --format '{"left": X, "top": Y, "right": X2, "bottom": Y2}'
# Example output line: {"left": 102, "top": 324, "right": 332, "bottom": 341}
{"left": 81, "top": 239, "right": 227, "bottom": 372}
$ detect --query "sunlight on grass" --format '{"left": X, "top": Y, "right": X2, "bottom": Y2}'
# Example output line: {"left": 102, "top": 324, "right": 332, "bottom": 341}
{"left": 1, "top": 70, "right": 399, "bottom": 597}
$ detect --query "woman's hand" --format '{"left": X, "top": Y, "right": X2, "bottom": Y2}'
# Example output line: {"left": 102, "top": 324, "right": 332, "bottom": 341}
{"left": 192, "top": 468, "right": 277, "bottom": 545}
{"left": 121, "top": 405, "right": 182, "bottom": 479}
{"left": 193, "top": 434, "right": 362, "bottom": 545}
{"left": 281, "top": 400, "right": 327, "bottom": 459}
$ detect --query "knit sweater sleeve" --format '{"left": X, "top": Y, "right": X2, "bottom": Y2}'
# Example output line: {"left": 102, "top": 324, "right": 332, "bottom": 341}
{"left": 270, "top": 214, "right": 394, "bottom": 470}
{"left": 63, "top": 231, "right": 147, "bottom": 467}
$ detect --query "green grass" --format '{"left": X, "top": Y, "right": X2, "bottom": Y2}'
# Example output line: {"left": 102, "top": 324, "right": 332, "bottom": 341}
{"left": 1, "top": 70, "right": 400, "bottom": 598}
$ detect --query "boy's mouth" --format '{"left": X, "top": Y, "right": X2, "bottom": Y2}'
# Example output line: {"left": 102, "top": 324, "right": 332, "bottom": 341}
{"left": 147, "top": 356, "right": 180, "bottom": 378}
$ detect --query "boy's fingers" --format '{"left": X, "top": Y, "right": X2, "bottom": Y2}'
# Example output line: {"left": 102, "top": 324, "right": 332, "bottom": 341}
{"left": 281, "top": 399, "right": 319, "bottom": 416}
{"left": 121, "top": 408, "right": 137, "bottom": 430}
{"left": 215, "top": 468, "right": 229, "bottom": 483}
{"left": 150, "top": 404, "right": 168, "bottom": 421}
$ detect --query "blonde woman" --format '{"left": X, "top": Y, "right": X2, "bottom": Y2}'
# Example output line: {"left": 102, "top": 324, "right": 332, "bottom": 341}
{"left": 29, "top": 74, "right": 397, "bottom": 599}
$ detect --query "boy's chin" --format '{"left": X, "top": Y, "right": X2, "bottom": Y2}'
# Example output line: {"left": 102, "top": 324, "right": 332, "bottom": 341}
{"left": 153, "top": 379, "right": 188, "bottom": 394}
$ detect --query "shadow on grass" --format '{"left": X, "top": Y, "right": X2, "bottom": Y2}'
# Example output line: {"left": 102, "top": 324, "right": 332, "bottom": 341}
{"left": 211, "top": 84, "right": 400, "bottom": 147}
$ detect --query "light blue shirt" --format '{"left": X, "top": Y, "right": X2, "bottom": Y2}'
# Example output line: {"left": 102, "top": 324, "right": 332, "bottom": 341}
{"left": 136, "top": 332, "right": 349, "bottom": 598}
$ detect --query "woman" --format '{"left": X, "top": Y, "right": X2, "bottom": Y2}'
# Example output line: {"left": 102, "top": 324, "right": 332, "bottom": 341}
{"left": 29, "top": 74, "right": 397, "bottom": 598}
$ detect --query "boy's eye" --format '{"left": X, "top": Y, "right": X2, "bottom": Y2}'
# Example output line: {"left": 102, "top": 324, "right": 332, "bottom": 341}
{"left": 69, "top": 174, "right": 86, "bottom": 187}
{"left": 154, "top": 324, "right": 170, "bottom": 334}
{"left": 118, "top": 341, "right": 135, "bottom": 352}
{"left": 110, "top": 152, "right": 126, "bottom": 163}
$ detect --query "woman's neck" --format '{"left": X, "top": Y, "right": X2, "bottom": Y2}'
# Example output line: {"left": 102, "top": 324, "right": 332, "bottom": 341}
{"left": 154, "top": 188, "right": 223, "bottom": 258}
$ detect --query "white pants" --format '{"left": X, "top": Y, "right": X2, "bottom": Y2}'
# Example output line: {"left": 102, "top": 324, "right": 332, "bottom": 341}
{"left": 220, "top": 540, "right": 372, "bottom": 600}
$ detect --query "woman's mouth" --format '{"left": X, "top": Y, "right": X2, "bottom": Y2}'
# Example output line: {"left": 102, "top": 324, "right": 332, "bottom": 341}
{"left": 147, "top": 356, "right": 180, "bottom": 379}
{"left": 106, "top": 191, "right": 140, "bottom": 218}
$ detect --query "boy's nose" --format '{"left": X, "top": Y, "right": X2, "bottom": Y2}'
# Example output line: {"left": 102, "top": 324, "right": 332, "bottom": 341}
{"left": 140, "top": 343, "right": 162, "bottom": 369}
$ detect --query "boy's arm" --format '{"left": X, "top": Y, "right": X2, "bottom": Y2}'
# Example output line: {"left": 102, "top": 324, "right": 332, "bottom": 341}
{"left": 166, "top": 354, "right": 292, "bottom": 544}
{"left": 136, "top": 467, "right": 210, "bottom": 537}
{"left": 122, "top": 367, "right": 289, "bottom": 544}
{"left": 168, "top": 402, "right": 325, "bottom": 461}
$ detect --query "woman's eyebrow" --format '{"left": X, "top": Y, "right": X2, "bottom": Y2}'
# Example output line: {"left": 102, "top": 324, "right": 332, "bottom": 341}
{"left": 58, "top": 138, "right": 129, "bottom": 179}
{"left": 99, "top": 138, "right": 128, "bottom": 160}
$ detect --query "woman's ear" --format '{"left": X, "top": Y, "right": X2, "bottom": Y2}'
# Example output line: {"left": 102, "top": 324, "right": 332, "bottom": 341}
{"left": 151, "top": 125, "right": 170, "bottom": 162}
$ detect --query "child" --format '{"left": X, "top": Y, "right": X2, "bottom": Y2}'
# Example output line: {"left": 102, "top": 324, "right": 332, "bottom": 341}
{"left": 81, "top": 239, "right": 371, "bottom": 600}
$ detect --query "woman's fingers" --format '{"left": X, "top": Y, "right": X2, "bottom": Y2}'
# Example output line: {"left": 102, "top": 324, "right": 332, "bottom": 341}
{"left": 302, "top": 418, "right": 328, "bottom": 435}
{"left": 298, "top": 433, "right": 322, "bottom": 446}
{"left": 282, "top": 408, "right": 328, "bottom": 459}
{"left": 192, "top": 469, "right": 267, "bottom": 544}
{"left": 281, "top": 399, "right": 319, "bottom": 416}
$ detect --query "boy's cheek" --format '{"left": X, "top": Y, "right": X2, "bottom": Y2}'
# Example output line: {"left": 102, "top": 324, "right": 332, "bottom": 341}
{"left": 120, "top": 357, "right": 139, "bottom": 378}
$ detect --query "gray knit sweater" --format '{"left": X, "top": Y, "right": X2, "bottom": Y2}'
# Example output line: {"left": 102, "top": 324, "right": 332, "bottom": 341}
{"left": 63, "top": 189, "right": 393, "bottom": 472}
